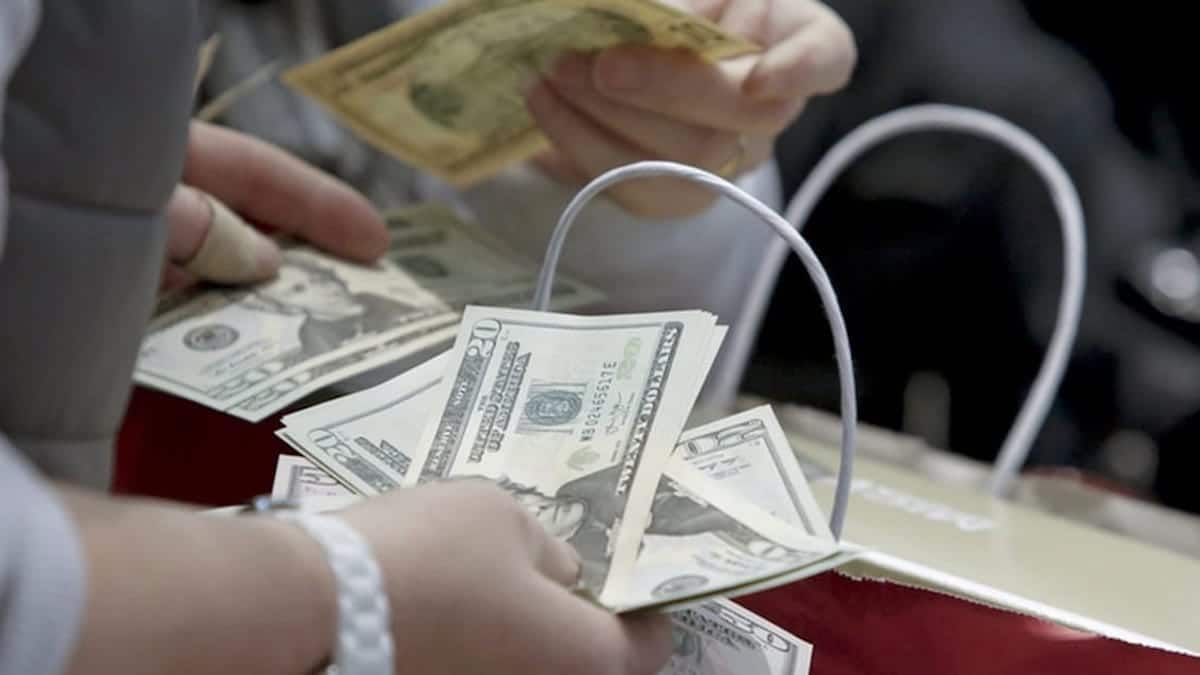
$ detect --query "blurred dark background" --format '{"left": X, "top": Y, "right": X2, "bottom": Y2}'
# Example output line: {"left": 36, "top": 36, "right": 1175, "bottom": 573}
{"left": 745, "top": 0, "right": 1199, "bottom": 514}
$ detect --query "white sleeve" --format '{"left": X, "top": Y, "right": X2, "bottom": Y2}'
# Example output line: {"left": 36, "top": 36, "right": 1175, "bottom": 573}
{"left": 0, "top": 440, "right": 86, "bottom": 675}
{"left": 419, "top": 159, "right": 788, "bottom": 410}
{"left": 1, "top": 3, "right": 87, "bottom": 675}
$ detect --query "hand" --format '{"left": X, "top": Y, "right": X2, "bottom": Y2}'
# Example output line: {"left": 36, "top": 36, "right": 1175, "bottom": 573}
{"left": 526, "top": 0, "right": 855, "bottom": 219}
{"left": 339, "top": 480, "right": 673, "bottom": 674}
{"left": 162, "top": 121, "right": 389, "bottom": 290}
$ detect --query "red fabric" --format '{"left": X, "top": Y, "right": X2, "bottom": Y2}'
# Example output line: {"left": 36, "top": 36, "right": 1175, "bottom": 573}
{"left": 114, "top": 387, "right": 292, "bottom": 504}
{"left": 116, "top": 387, "right": 1200, "bottom": 675}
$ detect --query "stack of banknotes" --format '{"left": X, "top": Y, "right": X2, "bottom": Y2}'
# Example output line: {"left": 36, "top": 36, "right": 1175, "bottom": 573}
{"left": 136, "top": 202, "right": 602, "bottom": 421}
{"left": 274, "top": 307, "right": 856, "bottom": 612}
{"left": 142, "top": 0, "right": 855, "bottom": 668}
{"left": 278, "top": 451, "right": 820, "bottom": 675}
{"left": 271, "top": 306, "right": 851, "bottom": 672}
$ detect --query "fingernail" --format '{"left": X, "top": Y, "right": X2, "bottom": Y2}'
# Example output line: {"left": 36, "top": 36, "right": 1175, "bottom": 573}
{"left": 252, "top": 231, "right": 283, "bottom": 279}
{"left": 596, "top": 49, "right": 648, "bottom": 92}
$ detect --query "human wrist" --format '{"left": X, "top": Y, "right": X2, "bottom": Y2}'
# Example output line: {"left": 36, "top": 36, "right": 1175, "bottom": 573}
{"left": 249, "top": 515, "right": 340, "bottom": 673}
{"left": 267, "top": 510, "right": 395, "bottom": 675}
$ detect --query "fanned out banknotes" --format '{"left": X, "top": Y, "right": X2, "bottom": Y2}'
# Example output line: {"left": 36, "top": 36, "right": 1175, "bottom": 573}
{"left": 277, "top": 305, "right": 858, "bottom": 615}
{"left": 283, "top": 0, "right": 760, "bottom": 186}
{"left": 271, "top": 456, "right": 818, "bottom": 675}
{"left": 134, "top": 203, "right": 601, "bottom": 421}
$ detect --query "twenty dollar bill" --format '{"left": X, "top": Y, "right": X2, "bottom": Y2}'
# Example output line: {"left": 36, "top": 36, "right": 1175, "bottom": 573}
{"left": 413, "top": 305, "right": 722, "bottom": 606}
{"left": 666, "top": 597, "right": 812, "bottom": 675}
{"left": 137, "top": 203, "right": 600, "bottom": 421}
{"left": 284, "top": 0, "right": 759, "bottom": 185}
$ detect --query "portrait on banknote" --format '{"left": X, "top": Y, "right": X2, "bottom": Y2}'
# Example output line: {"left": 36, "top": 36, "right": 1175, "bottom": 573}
{"left": 136, "top": 246, "right": 450, "bottom": 420}
{"left": 240, "top": 254, "right": 419, "bottom": 363}
{"left": 494, "top": 466, "right": 773, "bottom": 582}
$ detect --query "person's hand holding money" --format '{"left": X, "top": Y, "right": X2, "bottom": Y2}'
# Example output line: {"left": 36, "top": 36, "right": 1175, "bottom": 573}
{"left": 338, "top": 479, "right": 674, "bottom": 675}
{"left": 527, "top": 0, "right": 855, "bottom": 219}
{"left": 161, "top": 121, "right": 390, "bottom": 289}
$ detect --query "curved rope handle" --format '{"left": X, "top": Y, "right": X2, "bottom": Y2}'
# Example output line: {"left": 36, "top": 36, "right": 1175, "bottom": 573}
{"left": 529, "top": 161, "right": 859, "bottom": 539}
{"left": 782, "top": 104, "right": 1086, "bottom": 496}
{"left": 528, "top": 104, "right": 1086, "bottom": 537}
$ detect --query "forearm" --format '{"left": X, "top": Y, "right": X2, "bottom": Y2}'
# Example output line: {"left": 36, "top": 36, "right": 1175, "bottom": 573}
{"left": 60, "top": 487, "right": 335, "bottom": 675}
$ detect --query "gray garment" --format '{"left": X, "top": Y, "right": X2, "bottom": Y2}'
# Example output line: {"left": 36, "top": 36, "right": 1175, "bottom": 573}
{"left": 1, "top": 2, "right": 200, "bottom": 674}
{"left": 1, "top": 3, "right": 199, "bottom": 487}
{"left": 0, "top": 5, "right": 84, "bottom": 674}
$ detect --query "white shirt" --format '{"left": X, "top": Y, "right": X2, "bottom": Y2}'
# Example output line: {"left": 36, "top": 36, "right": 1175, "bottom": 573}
{"left": 205, "top": 0, "right": 788, "bottom": 411}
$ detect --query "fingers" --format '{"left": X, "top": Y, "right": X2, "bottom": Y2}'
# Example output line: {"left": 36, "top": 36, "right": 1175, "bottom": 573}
{"left": 619, "top": 611, "right": 676, "bottom": 674}
{"left": 183, "top": 121, "right": 389, "bottom": 262}
{"left": 164, "top": 184, "right": 282, "bottom": 285}
{"left": 527, "top": 82, "right": 720, "bottom": 218}
{"left": 165, "top": 184, "right": 218, "bottom": 264}
{"left": 592, "top": 46, "right": 801, "bottom": 135}
{"left": 744, "top": 8, "right": 856, "bottom": 99}
{"left": 534, "top": 531, "right": 583, "bottom": 588}
{"left": 547, "top": 54, "right": 739, "bottom": 169}
{"left": 520, "top": 575, "right": 674, "bottom": 675}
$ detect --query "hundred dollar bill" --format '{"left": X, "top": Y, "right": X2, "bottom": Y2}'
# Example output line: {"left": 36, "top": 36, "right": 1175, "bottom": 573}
{"left": 136, "top": 245, "right": 458, "bottom": 422}
{"left": 271, "top": 454, "right": 355, "bottom": 502}
{"left": 619, "top": 458, "right": 841, "bottom": 612}
{"left": 676, "top": 406, "right": 833, "bottom": 540}
{"left": 665, "top": 598, "right": 812, "bottom": 675}
{"left": 421, "top": 305, "right": 721, "bottom": 606}
{"left": 279, "top": 353, "right": 451, "bottom": 493}
{"left": 283, "top": 0, "right": 759, "bottom": 186}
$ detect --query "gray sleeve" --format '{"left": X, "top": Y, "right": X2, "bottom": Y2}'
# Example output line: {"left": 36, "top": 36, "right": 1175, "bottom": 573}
{"left": 2, "top": 3, "right": 88, "bottom": 675}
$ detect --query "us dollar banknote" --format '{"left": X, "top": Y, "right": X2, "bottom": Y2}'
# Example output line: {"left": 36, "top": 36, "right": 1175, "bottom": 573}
{"left": 383, "top": 203, "right": 602, "bottom": 311}
{"left": 137, "top": 245, "right": 458, "bottom": 422}
{"left": 619, "top": 458, "right": 840, "bottom": 612}
{"left": 676, "top": 406, "right": 833, "bottom": 540}
{"left": 665, "top": 598, "right": 812, "bottom": 675}
{"left": 279, "top": 326, "right": 724, "bottom": 496}
{"left": 283, "top": 0, "right": 759, "bottom": 186}
{"left": 271, "top": 454, "right": 353, "bottom": 501}
{"left": 137, "top": 203, "right": 601, "bottom": 421}
{"left": 277, "top": 403, "right": 855, "bottom": 614}
{"left": 312, "top": 202, "right": 603, "bottom": 398}
{"left": 278, "top": 353, "right": 451, "bottom": 493}
{"left": 419, "top": 305, "right": 722, "bottom": 606}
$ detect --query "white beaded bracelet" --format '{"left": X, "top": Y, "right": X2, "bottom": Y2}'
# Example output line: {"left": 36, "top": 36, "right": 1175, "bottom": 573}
{"left": 273, "top": 511, "right": 395, "bottom": 675}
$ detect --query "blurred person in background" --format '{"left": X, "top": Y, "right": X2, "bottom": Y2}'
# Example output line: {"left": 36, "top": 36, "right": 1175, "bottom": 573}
{"left": 751, "top": 0, "right": 1197, "bottom": 512}
{"left": 192, "top": 0, "right": 856, "bottom": 413}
